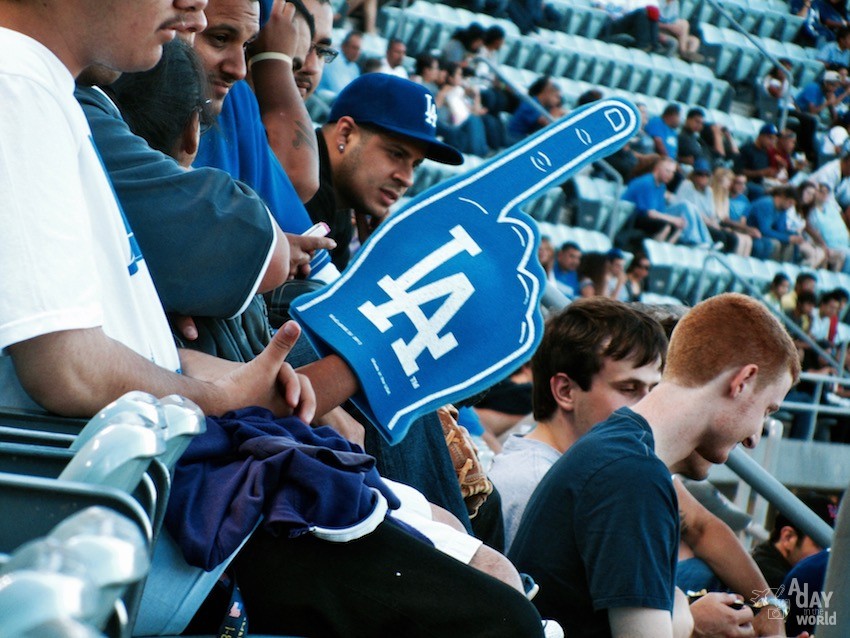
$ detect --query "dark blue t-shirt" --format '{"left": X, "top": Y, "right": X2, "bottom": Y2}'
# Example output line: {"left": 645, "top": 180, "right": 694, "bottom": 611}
{"left": 509, "top": 407, "right": 679, "bottom": 637}
{"left": 782, "top": 549, "right": 830, "bottom": 635}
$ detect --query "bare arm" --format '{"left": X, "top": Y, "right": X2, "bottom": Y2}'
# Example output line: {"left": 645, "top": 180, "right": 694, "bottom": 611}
{"left": 609, "top": 607, "right": 675, "bottom": 638}
{"left": 258, "top": 224, "right": 292, "bottom": 291}
{"left": 10, "top": 322, "right": 320, "bottom": 420}
{"left": 675, "top": 479, "right": 784, "bottom": 637}
{"left": 249, "top": 0, "right": 319, "bottom": 202}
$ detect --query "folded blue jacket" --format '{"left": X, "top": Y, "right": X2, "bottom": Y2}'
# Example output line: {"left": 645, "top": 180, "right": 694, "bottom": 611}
{"left": 166, "top": 407, "right": 401, "bottom": 569}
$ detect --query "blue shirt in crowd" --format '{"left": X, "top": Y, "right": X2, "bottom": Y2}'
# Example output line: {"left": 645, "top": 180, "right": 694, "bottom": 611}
{"left": 645, "top": 116, "right": 678, "bottom": 157}
{"left": 623, "top": 172, "right": 667, "bottom": 219}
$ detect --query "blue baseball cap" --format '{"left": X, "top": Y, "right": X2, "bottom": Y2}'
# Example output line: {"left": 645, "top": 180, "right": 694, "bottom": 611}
{"left": 693, "top": 158, "right": 711, "bottom": 175}
{"left": 759, "top": 123, "right": 779, "bottom": 136}
{"left": 328, "top": 73, "right": 464, "bottom": 165}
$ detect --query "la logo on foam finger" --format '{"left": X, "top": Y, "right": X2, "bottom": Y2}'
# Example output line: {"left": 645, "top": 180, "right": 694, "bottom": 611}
{"left": 291, "top": 98, "right": 640, "bottom": 443}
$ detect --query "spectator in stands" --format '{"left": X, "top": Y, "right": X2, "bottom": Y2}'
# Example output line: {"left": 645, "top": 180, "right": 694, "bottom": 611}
{"left": 597, "top": 0, "right": 665, "bottom": 53}
{"left": 378, "top": 37, "right": 408, "bottom": 78}
{"left": 796, "top": 69, "right": 850, "bottom": 135}
{"left": 675, "top": 158, "right": 740, "bottom": 251}
{"left": 677, "top": 108, "right": 710, "bottom": 169}
{"left": 713, "top": 167, "right": 754, "bottom": 256}
{"left": 506, "top": 76, "right": 565, "bottom": 145}
{"left": 537, "top": 235, "right": 556, "bottom": 278}
{"left": 818, "top": 0, "right": 850, "bottom": 39}
{"left": 469, "top": 0, "right": 510, "bottom": 17}
{"left": 658, "top": 0, "right": 704, "bottom": 62}
{"left": 789, "top": 289, "right": 818, "bottom": 331}
{"left": 819, "top": 24, "right": 850, "bottom": 67}
{"left": 111, "top": 39, "right": 211, "bottom": 164}
{"left": 412, "top": 53, "right": 440, "bottom": 92}
{"left": 781, "top": 548, "right": 831, "bottom": 635}
{"left": 603, "top": 248, "right": 628, "bottom": 300}
{"left": 441, "top": 22, "right": 485, "bottom": 66}
{"left": 475, "top": 26, "right": 518, "bottom": 121}
{"left": 472, "top": 362, "right": 534, "bottom": 454}
{"left": 783, "top": 271, "right": 820, "bottom": 311}
{"left": 552, "top": 241, "right": 581, "bottom": 299}
{"left": 195, "top": 0, "right": 321, "bottom": 204}
{"left": 506, "top": 0, "right": 560, "bottom": 35}
{"left": 306, "top": 73, "right": 463, "bottom": 268}
{"left": 510, "top": 294, "right": 799, "bottom": 636}
{"left": 811, "top": 288, "right": 846, "bottom": 342}
{"left": 808, "top": 181, "right": 850, "bottom": 271}
{"left": 729, "top": 173, "right": 751, "bottom": 218}
{"left": 646, "top": 102, "right": 681, "bottom": 159}
{"left": 772, "top": 129, "right": 809, "bottom": 182}
{"left": 757, "top": 59, "right": 794, "bottom": 122}
{"left": 318, "top": 29, "right": 361, "bottom": 95}
{"left": 490, "top": 300, "right": 666, "bottom": 550}
{"left": 764, "top": 273, "right": 792, "bottom": 313}
{"left": 576, "top": 251, "right": 609, "bottom": 298}
{"left": 622, "top": 157, "right": 686, "bottom": 243}
{"left": 434, "top": 62, "right": 491, "bottom": 156}
{"left": 361, "top": 56, "right": 383, "bottom": 73}
{"left": 808, "top": 145, "right": 850, "bottom": 224}
{"left": 792, "top": 0, "right": 831, "bottom": 47}
{"left": 751, "top": 493, "right": 837, "bottom": 589}
{"left": 340, "top": 0, "right": 378, "bottom": 34}
{"left": 794, "top": 181, "right": 830, "bottom": 268}
{"left": 296, "top": 0, "right": 335, "bottom": 100}
{"left": 735, "top": 123, "right": 781, "bottom": 200}
{"left": 621, "top": 254, "right": 651, "bottom": 301}
{"left": 746, "top": 185, "right": 805, "bottom": 261}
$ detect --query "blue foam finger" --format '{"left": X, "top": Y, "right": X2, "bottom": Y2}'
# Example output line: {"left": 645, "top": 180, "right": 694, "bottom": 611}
{"left": 291, "top": 98, "right": 640, "bottom": 443}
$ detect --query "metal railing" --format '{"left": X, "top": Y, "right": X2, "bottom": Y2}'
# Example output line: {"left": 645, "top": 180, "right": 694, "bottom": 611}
{"left": 702, "top": 0, "right": 795, "bottom": 130}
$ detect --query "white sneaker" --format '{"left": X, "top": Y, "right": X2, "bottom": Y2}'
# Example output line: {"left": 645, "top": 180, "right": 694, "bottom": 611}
{"left": 542, "top": 619, "right": 565, "bottom": 638}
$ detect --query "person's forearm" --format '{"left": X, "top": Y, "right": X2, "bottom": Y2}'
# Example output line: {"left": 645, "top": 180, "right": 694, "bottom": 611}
{"left": 10, "top": 329, "right": 222, "bottom": 418}
{"left": 251, "top": 60, "right": 320, "bottom": 202}
{"left": 297, "top": 354, "right": 359, "bottom": 419}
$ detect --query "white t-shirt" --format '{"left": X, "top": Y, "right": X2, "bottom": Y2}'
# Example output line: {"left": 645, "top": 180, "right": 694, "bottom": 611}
{"left": 0, "top": 27, "right": 180, "bottom": 410}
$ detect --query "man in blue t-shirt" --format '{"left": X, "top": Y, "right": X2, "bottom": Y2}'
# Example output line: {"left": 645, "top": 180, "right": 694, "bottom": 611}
{"left": 507, "top": 75, "right": 566, "bottom": 145}
{"left": 745, "top": 186, "right": 800, "bottom": 260}
{"left": 509, "top": 294, "right": 800, "bottom": 637}
{"left": 645, "top": 103, "right": 681, "bottom": 159}
{"left": 551, "top": 241, "right": 581, "bottom": 298}
{"left": 622, "top": 157, "right": 686, "bottom": 242}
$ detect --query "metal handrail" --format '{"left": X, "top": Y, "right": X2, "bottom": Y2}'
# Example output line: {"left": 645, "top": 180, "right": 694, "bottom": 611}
{"left": 702, "top": 0, "right": 795, "bottom": 130}
{"left": 726, "top": 446, "right": 834, "bottom": 549}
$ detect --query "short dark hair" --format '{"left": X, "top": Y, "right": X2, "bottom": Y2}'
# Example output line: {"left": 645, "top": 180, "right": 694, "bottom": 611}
{"left": 771, "top": 184, "right": 798, "bottom": 201}
{"left": 558, "top": 241, "right": 580, "bottom": 253}
{"left": 772, "top": 273, "right": 790, "bottom": 287}
{"left": 528, "top": 75, "right": 551, "bottom": 98}
{"left": 483, "top": 25, "right": 506, "bottom": 45}
{"left": 288, "top": 0, "right": 315, "bottom": 40}
{"left": 686, "top": 108, "right": 704, "bottom": 119}
{"left": 111, "top": 39, "right": 211, "bottom": 158}
{"left": 769, "top": 492, "right": 837, "bottom": 543}
{"left": 797, "top": 272, "right": 817, "bottom": 285}
{"left": 833, "top": 287, "right": 849, "bottom": 303}
{"left": 415, "top": 53, "right": 438, "bottom": 76}
{"left": 577, "top": 89, "right": 603, "bottom": 106}
{"left": 662, "top": 103, "right": 681, "bottom": 118}
{"left": 797, "top": 291, "right": 817, "bottom": 306}
{"left": 531, "top": 298, "right": 667, "bottom": 421}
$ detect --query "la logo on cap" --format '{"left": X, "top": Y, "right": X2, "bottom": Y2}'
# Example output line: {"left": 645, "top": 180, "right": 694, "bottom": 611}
{"left": 424, "top": 94, "right": 438, "bottom": 128}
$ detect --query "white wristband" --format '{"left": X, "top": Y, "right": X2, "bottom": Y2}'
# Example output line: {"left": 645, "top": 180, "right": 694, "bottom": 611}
{"left": 248, "top": 52, "right": 293, "bottom": 71}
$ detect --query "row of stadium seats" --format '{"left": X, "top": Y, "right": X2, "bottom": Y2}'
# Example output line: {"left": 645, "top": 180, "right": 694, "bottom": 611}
{"left": 684, "top": 0, "right": 806, "bottom": 43}
{"left": 700, "top": 23, "right": 823, "bottom": 86}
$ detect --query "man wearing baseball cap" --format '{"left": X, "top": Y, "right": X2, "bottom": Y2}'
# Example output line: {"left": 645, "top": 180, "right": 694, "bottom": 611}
{"left": 305, "top": 72, "right": 463, "bottom": 270}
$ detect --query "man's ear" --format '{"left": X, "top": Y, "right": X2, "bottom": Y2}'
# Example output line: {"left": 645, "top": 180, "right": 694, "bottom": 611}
{"left": 777, "top": 525, "right": 799, "bottom": 550}
{"left": 334, "top": 116, "right": 357, "bottom": 150}
{"left": 550, "top": 372, "right": 577, "bottom": 413}
{"left": 729, "top": 364, "right": 759, "bottom": 399}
